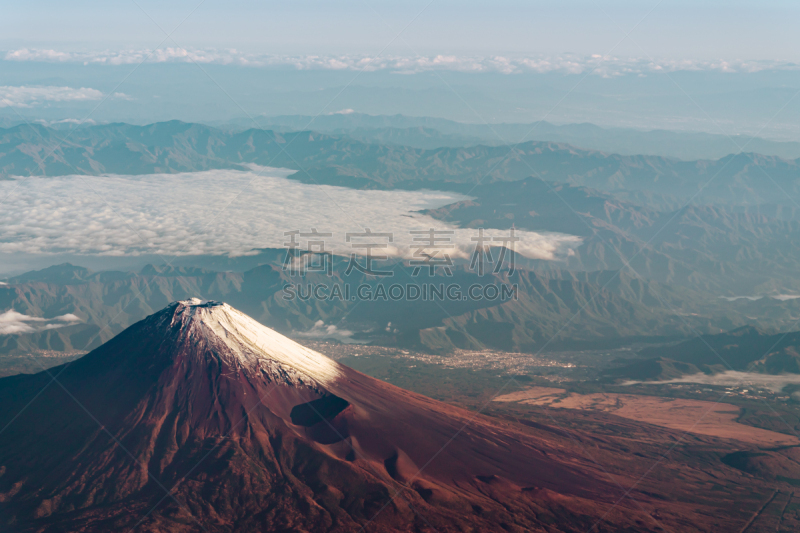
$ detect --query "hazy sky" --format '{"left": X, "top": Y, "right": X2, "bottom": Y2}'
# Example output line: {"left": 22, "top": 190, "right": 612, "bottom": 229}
{"left": 2, "top": 0, "right": 799, "bottom": 61}
{"left": 2, "top": 1, "right": 799, "bottom": 139}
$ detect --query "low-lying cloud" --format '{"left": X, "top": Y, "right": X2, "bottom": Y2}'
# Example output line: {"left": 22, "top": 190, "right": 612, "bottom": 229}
{"left": 0, "top": 86, "right": 126, "bottom": 108}
{"left": 0, "top": 167, "right": 581, "bottom": 260}
{"left": 721, "top": 294, "right": 800, "bottom": 302}
{"left": 0, "top": 310, "right": 80, "bottom": 335}
{"left": 34, "top": 118, "right": 98, "bottom": 127}
{"left": 5, "top": 49, "right": 798, "bottom": 76}
{"left": 294, "top": 320, "right": 359, "bottom": 343}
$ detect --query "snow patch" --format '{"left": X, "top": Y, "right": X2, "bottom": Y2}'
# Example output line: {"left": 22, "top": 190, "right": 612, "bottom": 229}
{"left": 175, "top": 299, "right": 343, "bottom": 385}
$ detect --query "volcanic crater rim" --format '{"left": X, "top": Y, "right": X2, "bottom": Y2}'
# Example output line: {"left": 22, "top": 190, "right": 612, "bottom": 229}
{"left": 179, "top": 298, "right": 224, "bottom": 308}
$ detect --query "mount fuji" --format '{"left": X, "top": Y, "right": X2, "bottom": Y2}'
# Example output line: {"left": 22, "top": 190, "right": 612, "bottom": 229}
{"left": 0, "top": 299, "right": 656, "bottom": 532}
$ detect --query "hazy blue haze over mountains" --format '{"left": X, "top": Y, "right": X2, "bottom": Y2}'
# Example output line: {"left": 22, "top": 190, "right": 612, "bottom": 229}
{"left": 3, "top": 120, "right": 800, "bottom": 361}
{"left": 3, "top": 61, "right": 800, "bottom": 141}
{"left": 244, "top": 113, "right": 800, "bottom": 161}
{"left": 3, "top": 120, "right": 800, "bottom": 210}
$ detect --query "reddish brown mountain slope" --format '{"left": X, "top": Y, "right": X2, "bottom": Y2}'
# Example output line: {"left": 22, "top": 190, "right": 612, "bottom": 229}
{"left": 0, "top": 300, "right": 668, "bottom": 532}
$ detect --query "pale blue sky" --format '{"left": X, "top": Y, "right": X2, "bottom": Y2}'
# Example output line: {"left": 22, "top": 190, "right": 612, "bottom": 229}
{"left": 1, "top": 0, "right": 798, "bottom": 60}
{"left": 2, "top": 0, "right": 799, "bottom": 138}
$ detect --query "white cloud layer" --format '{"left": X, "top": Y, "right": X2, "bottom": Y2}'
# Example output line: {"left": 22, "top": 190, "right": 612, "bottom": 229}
{"left": 5, "top": 48, "right": 798, "bottom": 76}
{"left": 0, "top": 310, "right": 80, "bottom": 335}
{"left": 0, "top": 167, "right": 581, "bottom": 260}
{"left": 295, "top": 320, "right": 358, "bottom": 343}
{"left": 34, "top": 118, "right": 97, "bottom": 127}
{"left": 0, "top": 86, "right": 125, "bottom": 108}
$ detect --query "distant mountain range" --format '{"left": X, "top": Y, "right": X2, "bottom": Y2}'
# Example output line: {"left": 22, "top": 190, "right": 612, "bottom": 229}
{"left": 642, "top": 326, "right": 800, "bottom": 373}
{"left": 608, "top": 326, "right": 800, "bottom": 380}
{"left": 0, "top": 260, "right": 688, "bottom": 357}
{"left": 426, "top": 176, "right": 800, "bottom": 292}
{"left": 235, "top": 112, "right": 800, "bottom": 161}
{"left": 3, "top": 257, "right": 800, "bottom": 361}
{"left": 15, "top": 111, "right": 800, "bottom": 160}
{"left": 4, "top": 120, "right": 800, "bottom": 355}
{"left": 2, "top": 120, "right": 800, "bottom": 213}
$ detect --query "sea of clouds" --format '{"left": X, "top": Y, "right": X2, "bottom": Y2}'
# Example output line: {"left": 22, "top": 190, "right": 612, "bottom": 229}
{"left": 0, "top": 86, "right": 129, "bottom": 108}
{"left": 6, "top": 48, "right": 798, "bottom": 76}
{"left": 0, "top": 167, "right": 581, "bottom": 261}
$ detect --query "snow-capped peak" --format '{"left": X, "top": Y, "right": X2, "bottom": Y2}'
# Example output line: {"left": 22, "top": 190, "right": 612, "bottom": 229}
{"left": 172, "top": 298, "right": 343, "bottom": 385}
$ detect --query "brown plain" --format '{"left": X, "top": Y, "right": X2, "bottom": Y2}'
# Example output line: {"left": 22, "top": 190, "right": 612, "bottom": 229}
{"left": 495, "top": 386, "right": 798, "bottom": 446}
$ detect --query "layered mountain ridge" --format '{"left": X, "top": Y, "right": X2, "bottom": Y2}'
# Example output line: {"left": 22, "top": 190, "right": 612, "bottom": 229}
{"left": 608, "top": 326, "right": 800, "bottom": 381}
{"left": 3, "top": 120, "right": 800, "bottom": 210}
{"left": 3, "top": 257, "right": 779, "bottom": 360}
